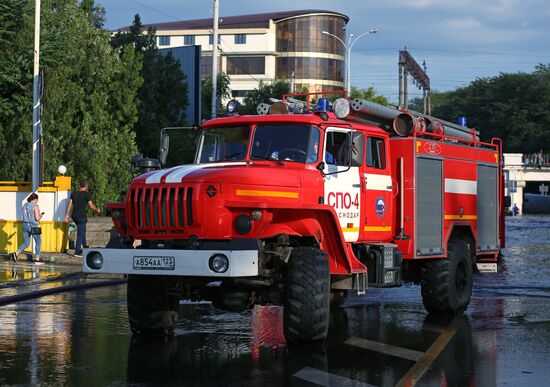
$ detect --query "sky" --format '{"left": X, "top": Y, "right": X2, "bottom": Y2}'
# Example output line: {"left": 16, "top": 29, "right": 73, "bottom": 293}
{"left": 97, "top": 0, "right": 550, "bottom": 102}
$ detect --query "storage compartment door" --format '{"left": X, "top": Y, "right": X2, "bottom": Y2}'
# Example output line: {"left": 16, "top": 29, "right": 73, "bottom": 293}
{"left": 416, "top": 157, "right": 443, "bottom": 255}
{"left": 477, "top": 165, "right": 498, "bottom": 251}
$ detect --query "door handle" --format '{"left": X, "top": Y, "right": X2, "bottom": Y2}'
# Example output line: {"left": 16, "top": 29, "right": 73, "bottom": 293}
{"left": 353, "top": 184, "right": 361, "bottom": 188}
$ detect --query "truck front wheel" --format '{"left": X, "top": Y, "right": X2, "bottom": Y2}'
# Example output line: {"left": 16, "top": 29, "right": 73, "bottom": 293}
{"left": 284, "top": 247, "right": 330, "bottom": 344}
{"left": 420, "top": 238, "right": 473, "bottom": 314}
{"left": 127, "top": 275, "right": 179, "bottom": 335}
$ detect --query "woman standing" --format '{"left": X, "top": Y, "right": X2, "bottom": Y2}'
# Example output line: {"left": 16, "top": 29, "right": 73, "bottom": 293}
{"left": 12, "top": 193, "right": 44, "bottom": 264}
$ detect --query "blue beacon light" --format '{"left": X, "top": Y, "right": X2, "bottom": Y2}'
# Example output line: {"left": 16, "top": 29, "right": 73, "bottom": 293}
{"left": 316, "top": 98, "right": 330, "bottom": 112}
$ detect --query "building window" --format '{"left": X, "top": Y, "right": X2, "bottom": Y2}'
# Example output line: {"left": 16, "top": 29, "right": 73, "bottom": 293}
{"left": 158, "top": 36, "right": 170, "bottom": 46}
{"left": 234, "top": 34, "right": 247, "bottom": 44}
{"left": 276, "top": 57, "right": 344, "bottom": 81}
{"left": 276, "top": 15, "right": 346, "bottom": 55}
{"left": 201, "top": 55, "right": 222, "bottom": 78}
{"left": 184, "top": 35, "right": 195, "bottom": 45}
{"left": 227, "top": 56, "right": 265, "bottom": 75}
{"left": 209, "top": 34, "right": 221, "bottom": 45}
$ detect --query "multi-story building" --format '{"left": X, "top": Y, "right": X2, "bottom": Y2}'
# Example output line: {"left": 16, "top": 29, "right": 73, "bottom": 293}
{"left": 122, "top": 10, "right": 348, "bottom": 98}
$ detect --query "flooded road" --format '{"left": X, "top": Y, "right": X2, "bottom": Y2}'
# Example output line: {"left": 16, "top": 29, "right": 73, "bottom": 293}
{"left": 0, "top": 215, "right": 549, "bottom": 386}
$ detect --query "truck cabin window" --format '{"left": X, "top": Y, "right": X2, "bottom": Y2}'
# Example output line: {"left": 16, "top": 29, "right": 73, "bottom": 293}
{"left": 198, "top": 126, "right": 251, "bottom": 163}
{"left": 250, "top": 124, "right": 320, "bottom": 163}
{"left": 325, "top": 131, "right": 364, "bottom": 167}
{"left": 367, "top": 136, "right": 386, "bottom": 169}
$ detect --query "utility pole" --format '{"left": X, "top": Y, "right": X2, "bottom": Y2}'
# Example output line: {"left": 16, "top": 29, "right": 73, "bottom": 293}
{"left": 32, "top": 0, "right": 42, "bottom": 192}
{"left": 398, "top": 49, "right": 430, "bottom": 113}
{"left": 211, "top": 0, "right": 219, "bottom": 118}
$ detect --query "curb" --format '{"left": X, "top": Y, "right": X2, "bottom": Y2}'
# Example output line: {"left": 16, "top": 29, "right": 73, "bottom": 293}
{"left": 2, "top": 252, "right": 82, "bottom": 266}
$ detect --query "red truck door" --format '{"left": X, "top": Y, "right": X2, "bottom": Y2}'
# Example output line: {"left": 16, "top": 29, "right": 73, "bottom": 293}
{"left": 323, "top": 128, "right": 363, "bottom": 242}
{"left": 360, "top": 135, "right": 393, "bottom": 242}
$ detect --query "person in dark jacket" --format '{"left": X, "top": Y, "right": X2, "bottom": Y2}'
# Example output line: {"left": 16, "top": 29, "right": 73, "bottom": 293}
{"left": 64, "top": 180, "right": 101, "bottom": 256}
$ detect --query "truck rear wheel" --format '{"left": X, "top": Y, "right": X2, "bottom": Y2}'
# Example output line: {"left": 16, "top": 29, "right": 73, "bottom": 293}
{"left": 420, "top": 238, "right": 473, "bottom": 314}
{"left": 284, "top": 247, "right": 330, "bottom": 344}
{"left": 127, "top": 275, "right": 179, "bottom": 335}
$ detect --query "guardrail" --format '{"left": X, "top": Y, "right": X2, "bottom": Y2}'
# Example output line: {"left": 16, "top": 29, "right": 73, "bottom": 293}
{"left": 522, "top": 153, "right": 550, "bottom": 168}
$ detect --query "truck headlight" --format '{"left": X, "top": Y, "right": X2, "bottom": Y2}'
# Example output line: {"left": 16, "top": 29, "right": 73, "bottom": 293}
{"left": 209, "top": 254, "right": 229, "bottom": 273}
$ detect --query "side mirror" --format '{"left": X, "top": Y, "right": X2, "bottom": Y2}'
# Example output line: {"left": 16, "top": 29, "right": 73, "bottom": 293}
{"left": 159, "top": 133, "right": 170, "bottom": 166}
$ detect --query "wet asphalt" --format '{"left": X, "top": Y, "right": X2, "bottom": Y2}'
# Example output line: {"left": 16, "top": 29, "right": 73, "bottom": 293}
{"left": 0, "top": 215, "right": 549, "bottom": 386}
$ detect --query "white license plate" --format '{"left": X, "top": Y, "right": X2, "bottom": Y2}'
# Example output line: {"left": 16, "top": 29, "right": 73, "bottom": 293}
{"left": 133, "top": 256, "right": 175, "bottom": 270}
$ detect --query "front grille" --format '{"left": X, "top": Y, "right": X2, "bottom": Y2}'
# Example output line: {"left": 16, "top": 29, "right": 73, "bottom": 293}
{"left": 127, "top": 185, "right": 193, "bottom": 234}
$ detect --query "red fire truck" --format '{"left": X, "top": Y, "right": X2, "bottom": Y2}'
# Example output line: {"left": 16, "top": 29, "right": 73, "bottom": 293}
{"left": 83, "top": 94, "right": 506, "bottom": 343}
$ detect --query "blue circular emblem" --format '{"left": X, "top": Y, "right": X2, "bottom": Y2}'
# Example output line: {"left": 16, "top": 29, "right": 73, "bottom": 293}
{"left": 375, "top": 196, "right": 386, "bottom": 218}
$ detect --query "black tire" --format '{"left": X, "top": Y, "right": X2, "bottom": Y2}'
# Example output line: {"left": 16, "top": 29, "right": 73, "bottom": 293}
{"left": 127, "top": 275, "right": 179, "bottom": 335}
{"left": 420, "top": 238, "right": 473, "bottom": 314}
{"left": 284, "top": 247, "right": 330, "bottom": 344}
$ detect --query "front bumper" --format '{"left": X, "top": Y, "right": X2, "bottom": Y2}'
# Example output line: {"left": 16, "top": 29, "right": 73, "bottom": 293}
{"left": 82, "top": 248, "right": 258, "bottom": 277}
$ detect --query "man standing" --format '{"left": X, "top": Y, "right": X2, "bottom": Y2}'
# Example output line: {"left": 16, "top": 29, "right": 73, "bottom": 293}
{"left": 64, "top": 180, "right": 101, "bottom": 256}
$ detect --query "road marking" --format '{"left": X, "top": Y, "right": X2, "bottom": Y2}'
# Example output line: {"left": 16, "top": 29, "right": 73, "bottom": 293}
{"left": 396, "top": 315, "right": 464, "bottom": 387}
{"left": 293, "top": 367, "right": 376, "bottom": 387}
{"left": 344, "top": 337, "right": 423, "bottom": 362}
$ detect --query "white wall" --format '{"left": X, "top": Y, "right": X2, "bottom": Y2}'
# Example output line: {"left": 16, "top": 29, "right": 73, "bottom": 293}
{"left": 0, "top": 191, "right": 70, "bottom": 223}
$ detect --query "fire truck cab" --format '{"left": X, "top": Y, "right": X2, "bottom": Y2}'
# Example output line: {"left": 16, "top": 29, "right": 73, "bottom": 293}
{"left": 84, "top": 94, "right": 505, "bottom": 343}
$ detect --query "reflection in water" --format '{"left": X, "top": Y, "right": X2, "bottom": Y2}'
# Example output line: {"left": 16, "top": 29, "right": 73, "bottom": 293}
{"left": 0, "top": 284, "right": 501, "bottom": 386}
{"left": 421, "top": 314, "right": 476, "bottom": 387}
{"left": 127, "top": 305, "right": 287, "bottom": 386}
{"left": 1, "top": 261, "right": 61, "bottom": 282}
{"left": 0, "top": 285, "right": 129, "bottom": 386}
{"left": 0, "top": 292, "right": 72, "bottom": 385}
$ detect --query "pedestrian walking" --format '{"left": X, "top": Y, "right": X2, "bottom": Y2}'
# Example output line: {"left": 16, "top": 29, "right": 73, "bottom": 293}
{"left": 513, "top": 203, "right": 520, "bottom": 216}
{"left": 536, "top": 150, "right": 543, "bottom": 169}
{"left": 12, "top": 193, "right": 44, "bottom": 264}
{"left": 64, "top": 180, "right": 101, "bottom": 256}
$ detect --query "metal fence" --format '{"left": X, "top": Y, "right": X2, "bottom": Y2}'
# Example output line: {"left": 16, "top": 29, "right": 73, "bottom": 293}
{"left": 523, "top": 153, "right": 550, "bottom": 168}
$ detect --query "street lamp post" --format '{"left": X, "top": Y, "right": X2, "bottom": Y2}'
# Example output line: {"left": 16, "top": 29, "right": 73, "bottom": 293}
{"left": 322, "top": 28, "right": 378, "bottom": 95}
{"left": 211, "top": 0, "right": 219, "bottom": 118}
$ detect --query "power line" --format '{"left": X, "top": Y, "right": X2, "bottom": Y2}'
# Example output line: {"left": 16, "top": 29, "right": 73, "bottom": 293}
{"left": 351, "top": 46, "right": 550, "bottom": 58}
{"left": 127, "top": 0, "right": 183, "bottom": 22}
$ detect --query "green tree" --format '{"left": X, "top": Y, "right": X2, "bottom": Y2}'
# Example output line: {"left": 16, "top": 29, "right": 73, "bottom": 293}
{"left": 201, "top": 72, "right": 231, "bottom": 120}
{"left": 240, "top": 79, "right": 291, "bottom": 115}
{"left": 0, "top": 0, "right": 34, "bottom": 180}
{"left": 0, "top": 0, "right": 141, "bottom": 208}
{"left": 79, "top": 0, "right": 105, "bottom": 28}
{"left": 410, "top": 65, "right": 550, "bottom": 152}
{"left": 111, "top": 15, "right": 189, "bottom": 158}
{"left": 349, "top": 86, "right": 389, "bottom": 105}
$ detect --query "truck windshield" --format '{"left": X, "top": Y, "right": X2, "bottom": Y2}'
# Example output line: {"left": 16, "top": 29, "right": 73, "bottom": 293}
{"left": 198, "top": 126, "right": 251, "bottom": 163}
{"left": 250, "top": 124, "right": 320, "bottom": 163}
